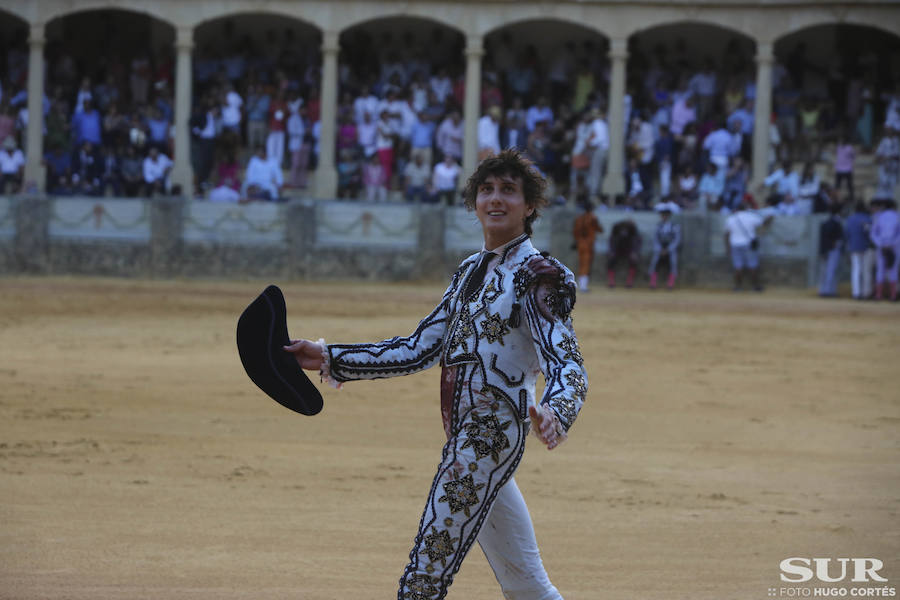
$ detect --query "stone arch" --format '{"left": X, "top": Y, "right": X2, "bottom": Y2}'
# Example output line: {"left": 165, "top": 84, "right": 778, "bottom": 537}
{"left": 338, "top": 8, "right": 464, "bottom": 35}
{"left": 626, "top": 21, "right": 757, "bottom": 121}
{"left": 43, "top": 8, "right": 176, "bottom": 110}
{"left": 41, "top": 2, "right": 174, "bottom": 29}
{"left": 192, "top": 12, "right": 323, "bottom": 91}
{"left": 0, "top": 8, "right": 30, "bottom": 88}
{"left": 484, "top": 18, "right": 610, "bottom": 113}
{"left": 773, "top": 22, "right": 900, "bottom": 147}
{"left": 773, "top": 13, "right": 900, "bottom": 46}
{"left": 339, "top": 15, "right": 465, "bottom": 93}
{"left": 192, "top": 8, "right": 321, "bottom": 34}
{"left": 481, "top": 13, "right": 608, "bottom": 40}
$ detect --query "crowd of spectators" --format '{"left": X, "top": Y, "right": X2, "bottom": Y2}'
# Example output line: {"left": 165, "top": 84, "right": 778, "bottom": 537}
{"left": 0, "top": 20, "right": 898, "bottom": 212}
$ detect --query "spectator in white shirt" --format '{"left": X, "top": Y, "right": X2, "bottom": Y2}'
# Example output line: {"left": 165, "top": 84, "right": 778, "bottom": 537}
{"left": 0, "top": 136, "right": 25, "bottom": 193}
{"left": 357, "top": 112, "right": 377, "bottom": 158}
{"left": 221, "top": 83, "right": 243, "bottom": 134}
{"left": 429, "top": 67, "right": 453, "bottom": 105}
{"left": 477, "top": 106, "right": 502, "bottom": 159}
{"left": 525, "top": 96, "right": 553, "bottom": 133}
{"left": 241, "top": 146, "right": 283, "bottom": 201}
{"left": 763, "top": 160, "right": 801, "bottom": 206}
{"left": 703, "top": 120, "right": 741, "bottom": 175}
{"left": 432, "top": 154, "right": 460, "bottom": 205}
{"left": 436, "top": 111, "right": 463, "bottom": 162}
{"left": 587, "top": 109, "right": 610, "bottom": 201}
{"left": 142, "top": 146, "right": 172, "bottom": 196}
{"left": 353, "top": 85, "right": 380, "bottom": 126}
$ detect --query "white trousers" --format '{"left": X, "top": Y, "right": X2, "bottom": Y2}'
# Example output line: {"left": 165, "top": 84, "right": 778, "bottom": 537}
{"left": 266, "top": 131, "right": 285, "bottom": 168}
{"left": 851, "top": 251, "right": 875, "bottom": 298}
{"left": 478, "top": 478, "right": 562, "bottom": 600}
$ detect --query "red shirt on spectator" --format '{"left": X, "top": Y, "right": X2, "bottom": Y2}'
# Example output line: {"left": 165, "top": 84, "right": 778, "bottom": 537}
{"left": 268, "top": 99, "right": 288, "bottom": 132}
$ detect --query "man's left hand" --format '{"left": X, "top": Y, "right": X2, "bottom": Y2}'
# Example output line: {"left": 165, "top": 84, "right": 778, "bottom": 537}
{"left": 529, "top": 404, "right": 567, "bottom": 450}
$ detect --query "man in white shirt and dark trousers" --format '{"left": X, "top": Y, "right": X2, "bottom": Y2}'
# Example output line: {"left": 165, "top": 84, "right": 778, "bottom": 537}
{"left": 241, "top": 146, "right": 283, "bottom": 201}
{"left": 587, "top": 109, "right": 609, "bottom": 203}
{"left": 142, "top": 146, "right": 172, "bottom": 197}
{"left": 724, "top": 202, "right": 773, "bottom": 291}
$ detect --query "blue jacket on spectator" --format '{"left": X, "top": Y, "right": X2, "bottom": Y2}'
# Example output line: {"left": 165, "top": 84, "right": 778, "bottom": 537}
{"left": 72, "top": 109, "right": 102, "bottom": 145}
{"left": 844, "top": 210, "right": 872, "bottom": 253}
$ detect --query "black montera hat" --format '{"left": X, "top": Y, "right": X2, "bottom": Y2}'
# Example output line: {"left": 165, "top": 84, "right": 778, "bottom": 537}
{"left": 236, "top": 285, "right": 323, "bottom": 416}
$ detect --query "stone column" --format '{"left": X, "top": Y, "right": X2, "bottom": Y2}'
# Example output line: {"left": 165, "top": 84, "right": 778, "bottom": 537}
{"left": 462, "top": 35, "right": 483, "bottom": 181}
{"left": 313, "top": 31, "right": 339, "bottom": 199}
{"left": 23, "top": 24, "right": 46, "bottom": 194}
{"left": 171, "top": 26, "right": 195, "bottom": 198}
{"left": 751, "top": 42, "right": 774, "bottom": 189}
{"left": 603, "top": 38, "right": 628, "bottom": 200}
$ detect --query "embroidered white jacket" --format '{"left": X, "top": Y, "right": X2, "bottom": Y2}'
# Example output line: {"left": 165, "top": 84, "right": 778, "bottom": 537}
{"left": 325, "top": 234, "right": 588, "bottom": 432}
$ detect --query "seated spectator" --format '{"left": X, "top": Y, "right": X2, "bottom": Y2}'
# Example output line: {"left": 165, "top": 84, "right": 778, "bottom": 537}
{"left": 763, "top": 160, "right": 800, "bottom": 206}
{"left": 44, "top": 145, "right": 72, "bottom": 194}
{"left": 209, "top": 181, "right": 241, "bottom": 203}
{"left": 0, "top": 136, "right": 25, "bottom": 193}
{"left": 403, "top": 152, "right": 432, "bottom": 203}
{"left": 240, "top": 145, "right": 282, "bottom": 201}
{"left": 142, "top": 146, "right": 173, "bottom": 197}
{"left": 71, "top": 140, "right": 102, "bottom": 196}
{"left": 432, "top": 154, "right": 460, "bottom": 205}
{"left": 676, "top": 168, "right": 699, "bottom": 207}
{"left": 606, "top": 218, "right": 642, "bottom": 288}
{"left": 698, "top": 162, "right": 725, "bottom": 211}
{"left": 120, "top": 145, "right": 144, "bottom": 197}
{"left": 99, "top": 145, "right": 122, "bottom": 196}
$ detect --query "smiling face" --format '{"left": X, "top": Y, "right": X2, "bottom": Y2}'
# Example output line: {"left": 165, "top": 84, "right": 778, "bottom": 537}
{"left": 475, "top": 174, "right": 534, "bottom": 249}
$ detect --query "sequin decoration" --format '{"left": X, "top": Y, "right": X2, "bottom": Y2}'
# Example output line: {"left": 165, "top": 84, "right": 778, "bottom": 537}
{"left": 555, "top": 396, "right": 577, "bottom": 425}
{"left": 403, "top": 573, "right": 440, "bottom": 600}
{"left": 558, "top": 334, "right": 584, "bottom": 366}
{"left": 447, "top": 308, "right": 474, "bottom": 354}
{"left": 461, "top": 413, "right": 511, "bottom": 463}
{"left": 480, "top": 311, "right": 510, "bottom": 345}
{"left": 565, "top": 371, "right": 587, "bottom": 400}
{"left": 481, "top": 279, "right": 501, "bottom": 303}
{"left": 424, "top": 526, "right": 458, "bottom": 567}
{"left": 439, "top": 473, "right": 486, "bottom": 517}
{"left": 513, "top": 267, "right": 535, "bottom": 299}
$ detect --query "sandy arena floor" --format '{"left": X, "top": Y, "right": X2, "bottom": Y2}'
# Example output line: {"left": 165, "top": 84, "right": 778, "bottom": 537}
{"left": 1, "top": 276, "right": 898, "bottom": 600}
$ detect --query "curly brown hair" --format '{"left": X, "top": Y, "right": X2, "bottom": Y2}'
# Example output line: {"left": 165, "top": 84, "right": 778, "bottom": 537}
{"left": 462, "top": 149, "right": 549, "bottom": 236}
